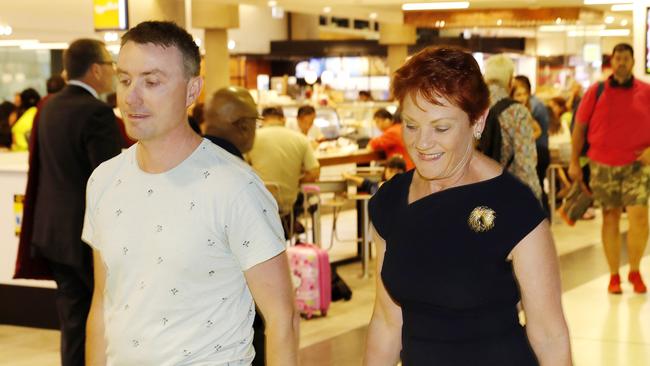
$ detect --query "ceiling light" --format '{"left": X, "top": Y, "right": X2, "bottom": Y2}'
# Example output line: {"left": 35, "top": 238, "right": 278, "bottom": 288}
{"left": 555, "top": 17, "right": 562, "bottom": 24}
{"left": 402, "top": 2, "right": 470, "bottom": 11}
{"left": 323, "top": 6, "right": 331, "bottom": 13}
{"left": 227, "top": 40, "right": 236, "bottom": 50}
{"left": 267, "top": 0, "right": 277, "bottom": 6}
{"left": 20, "top": 42, "right": 69, "bottom": 50}
{"left": 0, "top": 39, "right": 38, "bottom": 47}
{"left": 103, "top": 32, "right": 119, "bottom": 42}
{"left": 496, "top": 19, "right": 503, "bottom": 26}
{"left": 611, "top": 4, "right": 633, "bottom": 11}
{"left": 568, "top": 28, "right": 630, "bottom": 37}
{"left": 0, "top": 25, "right": 12, "bottom": 36}
{"left": 584, "top": 0, "right": 632, "bottom": 4}
{"left": 620, "top": 19, "right": 628, "bottom": 26}
{"left": 369, "top": 12, "right": 377, "bottom": 20}
{"left": 605, "top": 16, "right": 614, "bottom": 24}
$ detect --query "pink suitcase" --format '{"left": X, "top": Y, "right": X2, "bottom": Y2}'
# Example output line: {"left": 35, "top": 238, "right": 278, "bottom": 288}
{"left": 287, "top": 243, "right": 331, "bottom": 319}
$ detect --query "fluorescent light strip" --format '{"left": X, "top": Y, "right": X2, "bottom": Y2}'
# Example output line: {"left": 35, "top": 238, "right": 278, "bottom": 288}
{"left": 584, "top": 0, "right": 632, "bottom": 4}
{"left": 20, "top": 42, "right": 69, "bottom": 50}
{"left": 539, "top": 25, "right": 604, "bottom": 32}
{"left": 568, "top": 28, "right": 630, "bottom": 37}
{"left": 402, "top": 2, "right": 469, "bottom": 11}
{"left": 0, "top": 39, "right": 38, "bottom": 47}
{"left": 611, "top": 4, "right": 634, "bottom": 11}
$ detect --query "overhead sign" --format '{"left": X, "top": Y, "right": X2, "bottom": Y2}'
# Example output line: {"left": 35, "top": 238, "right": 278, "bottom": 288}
{"left": 93, "top": 0, "right": 128, "bottom": 31}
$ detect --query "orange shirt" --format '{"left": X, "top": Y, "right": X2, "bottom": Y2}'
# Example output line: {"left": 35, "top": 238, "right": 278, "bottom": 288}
{"left": 369, "top": 123, "right": 414, "bottom": 170}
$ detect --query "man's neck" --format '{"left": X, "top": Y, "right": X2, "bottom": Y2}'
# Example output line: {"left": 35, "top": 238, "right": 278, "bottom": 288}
{"left": 136, "top": 125, "right": 202, "bottom": 174}
{"left": 613, "top": 73, "right": 633, "bottom": 85}
{"left": 68, "top": 79, "right": 99, "bottom": 99}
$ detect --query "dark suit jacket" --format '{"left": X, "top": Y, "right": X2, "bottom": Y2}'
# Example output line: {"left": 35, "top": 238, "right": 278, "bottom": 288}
{"left": 32, "top": 84, "right": 121, "bottom": 267}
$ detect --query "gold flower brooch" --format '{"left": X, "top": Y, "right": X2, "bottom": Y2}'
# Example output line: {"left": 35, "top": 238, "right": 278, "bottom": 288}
{"left": 468, "top": 206, "right": 496, "bottom": 232}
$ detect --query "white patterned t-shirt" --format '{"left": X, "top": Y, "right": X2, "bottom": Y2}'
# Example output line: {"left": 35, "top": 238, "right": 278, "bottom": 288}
{"left": 82, "top": 139, "right": 286, "bottom": 366}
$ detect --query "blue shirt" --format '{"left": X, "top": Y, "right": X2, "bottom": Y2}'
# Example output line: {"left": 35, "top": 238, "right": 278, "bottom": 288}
{"left": 530, "top": 96, "right": 549, "bottom": 148}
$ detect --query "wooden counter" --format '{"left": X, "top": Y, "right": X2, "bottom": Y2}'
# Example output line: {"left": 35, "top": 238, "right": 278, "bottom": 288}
{"left": 316, "top": 149, "right": 385, "bottom": 167}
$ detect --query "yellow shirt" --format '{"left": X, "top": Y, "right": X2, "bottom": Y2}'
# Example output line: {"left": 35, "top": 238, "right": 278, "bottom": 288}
{"left": 11, "top": 106, "right": 37, "bottom": 151}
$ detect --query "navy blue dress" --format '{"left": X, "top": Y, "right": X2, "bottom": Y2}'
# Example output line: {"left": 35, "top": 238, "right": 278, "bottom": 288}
{"left": 368, "top": 170, "right": 545, "bottom": 365}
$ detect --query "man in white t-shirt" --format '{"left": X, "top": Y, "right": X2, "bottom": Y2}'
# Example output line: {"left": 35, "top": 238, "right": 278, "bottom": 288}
{"left": 83, "top": 21, "right": 299, "bottom": 366}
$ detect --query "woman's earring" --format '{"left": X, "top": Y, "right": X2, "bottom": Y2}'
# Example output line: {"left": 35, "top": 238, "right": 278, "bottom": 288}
{"left": 473, "top": 129, "right": 482, "bottom": 140}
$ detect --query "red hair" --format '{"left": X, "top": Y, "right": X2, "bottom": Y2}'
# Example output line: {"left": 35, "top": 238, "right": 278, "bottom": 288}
{"left": 391, "top": 47, "right": 490, "bottom": 125}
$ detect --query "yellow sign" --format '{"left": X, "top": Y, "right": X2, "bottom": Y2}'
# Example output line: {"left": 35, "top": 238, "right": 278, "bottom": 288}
{"left": 93, "top": 0, "right": 128, "bottom": 31}
{"left": 14, "top": 194, "right": 24, "bottom": 237}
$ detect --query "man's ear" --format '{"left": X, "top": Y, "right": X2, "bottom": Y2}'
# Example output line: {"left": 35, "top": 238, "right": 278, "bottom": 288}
{"left": 186, "top": 76, "right": 204, "bottom": 107}
{"left": 90, "top": 63, "right": 102, "bottom": 82}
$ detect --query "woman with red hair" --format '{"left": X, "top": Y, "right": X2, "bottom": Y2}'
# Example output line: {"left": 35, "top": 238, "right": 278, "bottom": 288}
{"left": 364, "top": 47, "right": 571, "bottom": 365}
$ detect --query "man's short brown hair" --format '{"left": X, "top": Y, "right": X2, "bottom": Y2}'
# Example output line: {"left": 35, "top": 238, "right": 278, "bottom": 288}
{"left": 121, "top": 21, "right": 201, "bottom": 79}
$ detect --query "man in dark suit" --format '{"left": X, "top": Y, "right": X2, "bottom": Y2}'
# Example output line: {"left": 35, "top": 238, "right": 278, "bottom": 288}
{"left": 32, "top": 38, "right": 122, "bottom": 366}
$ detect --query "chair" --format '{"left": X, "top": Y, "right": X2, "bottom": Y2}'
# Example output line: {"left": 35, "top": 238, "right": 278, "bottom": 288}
{"left": 264, "top": 182, "right": 295, "bottom": 244}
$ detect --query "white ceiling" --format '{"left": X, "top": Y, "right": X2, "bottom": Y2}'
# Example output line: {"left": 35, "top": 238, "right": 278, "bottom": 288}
{"left": 0, "top": 0, "right": 631, "bottom": 43}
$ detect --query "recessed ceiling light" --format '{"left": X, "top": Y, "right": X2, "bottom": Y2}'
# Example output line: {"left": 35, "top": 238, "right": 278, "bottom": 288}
{"left": 605, "top": 16, "right": 615, "bottom": 24}
{"left": 323, "top": 6, "right": 332, "bottom": 13}
{"left": 267, "top": 0, "right": 277, "bottom": 7}
{"left": 620, "top": 19, "right": 628, "bottom": 26}
{"left": 369, "top": 12, "right": 377, "bottom": 20}
{"left": 402, "top": 2, "right": 469, "bottom": 11}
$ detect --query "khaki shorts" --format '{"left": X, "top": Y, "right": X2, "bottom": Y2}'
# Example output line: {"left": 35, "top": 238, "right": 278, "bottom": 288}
{"left": 589, "top": 161, "right": 650, "bottom": 209}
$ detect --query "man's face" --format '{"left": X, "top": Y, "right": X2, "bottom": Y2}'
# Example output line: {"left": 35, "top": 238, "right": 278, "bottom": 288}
{"left": 96, "top": 48, "right": 116, "bottom": 94}
{"left": 116, "top": 41, "right": 201, "bottom": 142}
{"left": 297, "top": 112, "right": 315, "bottom": 134}
{"left": 611, "top": 50, "right": 634, "bottom": 81}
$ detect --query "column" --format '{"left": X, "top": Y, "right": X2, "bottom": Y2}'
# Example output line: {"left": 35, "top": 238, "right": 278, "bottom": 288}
{"left": 379, "top": 23, "right": 416, "bottom": 76}
{"left": 192, "top": 1, "right": 239, "bottom": 96}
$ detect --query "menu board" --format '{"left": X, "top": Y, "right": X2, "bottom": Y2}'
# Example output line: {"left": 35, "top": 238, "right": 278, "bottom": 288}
{"left": 93, "top": 0, "right": 129, "bottom": 31}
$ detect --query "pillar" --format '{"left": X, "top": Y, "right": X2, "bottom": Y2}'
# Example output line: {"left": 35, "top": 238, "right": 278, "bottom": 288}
{"left": 192, "top": 1, "right": 239, "bottom": 96}
{"left": 379, "top": 23, "right": 416, "bottom": 76}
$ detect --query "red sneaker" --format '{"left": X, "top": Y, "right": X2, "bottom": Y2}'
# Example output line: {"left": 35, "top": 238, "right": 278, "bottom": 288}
{"left": 608, "top": 274, "right": 622, "bottom": 294}
{"left": 628, "top": 271, "right": 647, "bottom": 294}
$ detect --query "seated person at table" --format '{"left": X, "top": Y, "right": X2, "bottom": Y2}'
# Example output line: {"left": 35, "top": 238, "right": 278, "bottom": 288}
{"left": 287, "top": 105, "right": 323, "bottom": 143}
{"left": 368, "top": 108, "right": 414, "bottom": 170}
{"left": 343, "top": 156, "right": 407, "bottom": 195}
{"left": 248, "top": 106, "right": 320, "bottom": 236}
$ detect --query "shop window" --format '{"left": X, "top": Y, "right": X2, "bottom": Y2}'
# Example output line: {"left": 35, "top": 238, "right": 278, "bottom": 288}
{"left": 331, "top": 17, "right": 349, "bottom": 28}
{"left": 354, "top": 19, "right": 370, "bottom": 30}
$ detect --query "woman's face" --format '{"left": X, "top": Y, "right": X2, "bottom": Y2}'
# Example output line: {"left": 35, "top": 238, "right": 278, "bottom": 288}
{"left": 512, "top": 85, "right": 529, "bottom": 105}
{"left": 402, "top": 93, "right": 477, "bottom": 181}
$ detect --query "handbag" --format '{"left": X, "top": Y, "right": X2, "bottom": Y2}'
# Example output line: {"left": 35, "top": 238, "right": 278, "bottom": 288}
{"left": 557, "top": 181, "right": 593, "bottom": 226}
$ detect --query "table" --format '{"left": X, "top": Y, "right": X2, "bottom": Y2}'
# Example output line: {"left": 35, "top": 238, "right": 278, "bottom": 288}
{"left": 347, "top": 193, "right": 372, "bottom": 279}
{"left": 300, "top": 180, "right": 373, "bottom": 278}
{"left": 316, "top": 149, "right": 384, "bottom": 167}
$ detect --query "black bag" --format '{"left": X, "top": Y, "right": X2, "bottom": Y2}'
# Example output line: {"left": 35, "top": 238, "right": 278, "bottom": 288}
{"left": 478, "top": 98, "right": 517, "bottom": 168}
{"left": 557, "top": 181, "right": 593, "bottom": 226}
{"left": 331, "top": 265, "right": 352, "bottom": 302}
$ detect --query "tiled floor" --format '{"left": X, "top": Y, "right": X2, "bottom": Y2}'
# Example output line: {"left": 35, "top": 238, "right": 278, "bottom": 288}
{"left": 1, "top": 208, "right": 649, "bottom": 365}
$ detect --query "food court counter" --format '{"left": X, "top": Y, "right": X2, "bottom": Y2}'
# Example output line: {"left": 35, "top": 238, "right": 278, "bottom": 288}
{"left": 0, "top": 152, "right": 58, "bottom": 328}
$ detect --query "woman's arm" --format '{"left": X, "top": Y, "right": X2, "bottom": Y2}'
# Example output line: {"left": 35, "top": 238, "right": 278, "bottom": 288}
{"left": 511, "top": 221, "right": 572, "bottom": 366}
{"left": 363, "top": 225, "right": 403, "bottom": 366}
